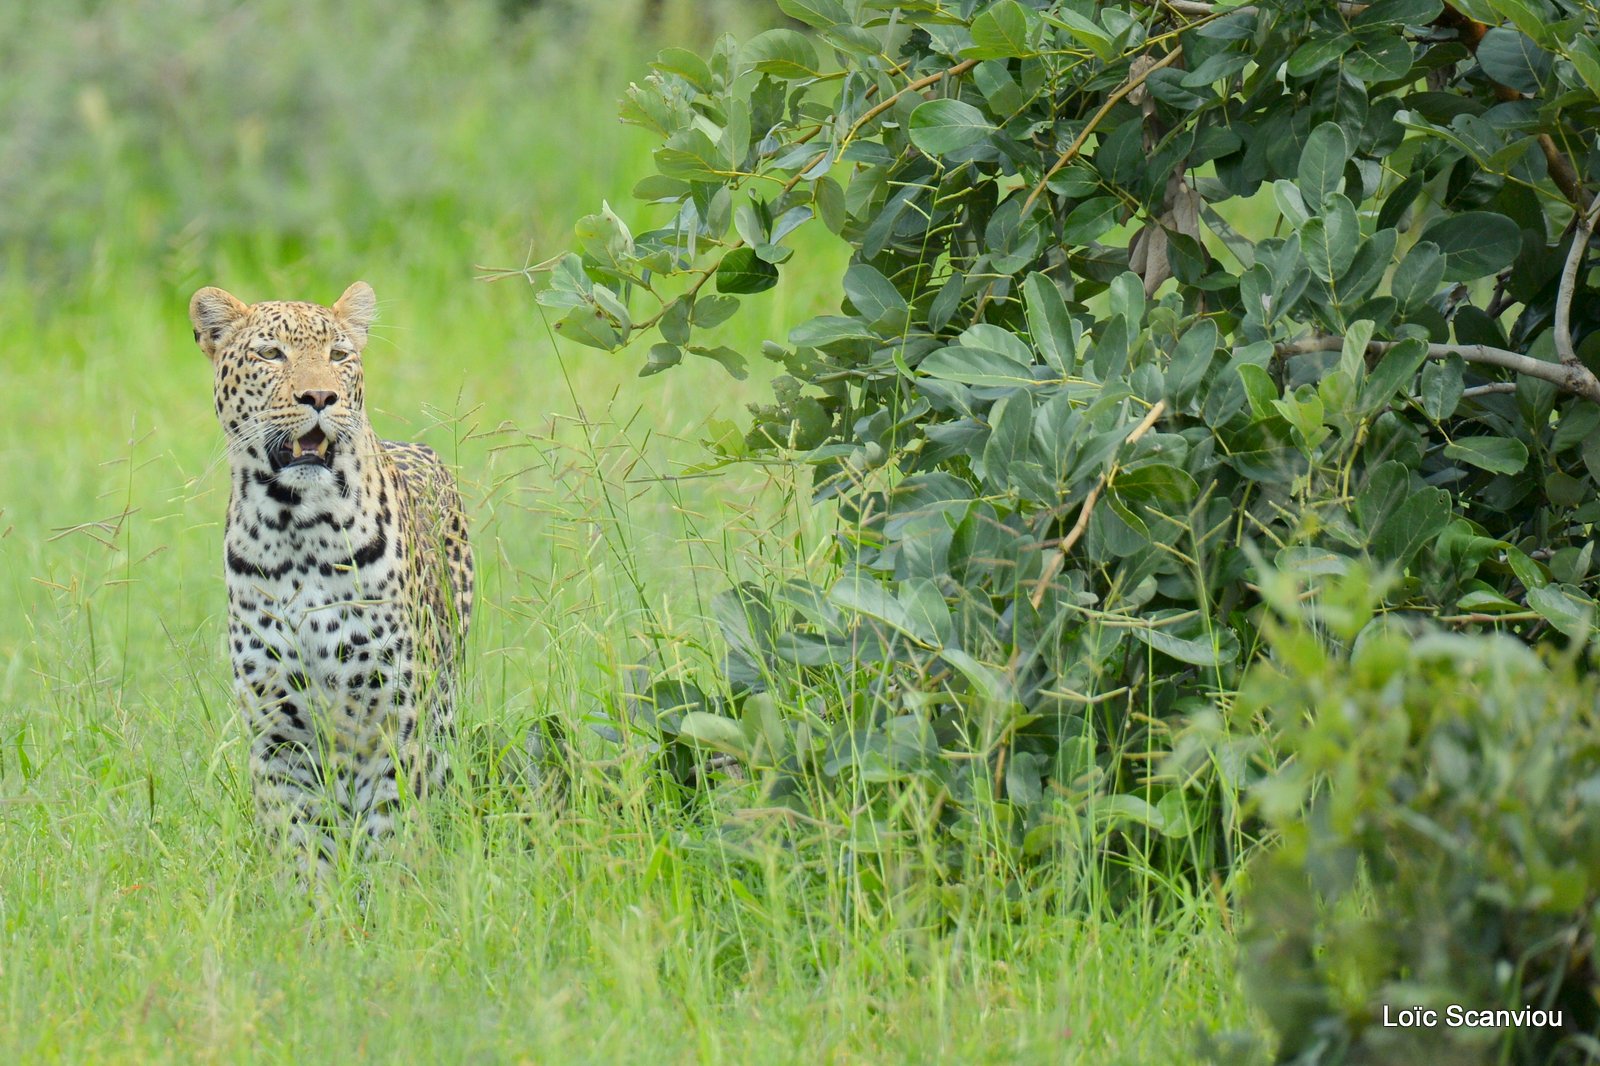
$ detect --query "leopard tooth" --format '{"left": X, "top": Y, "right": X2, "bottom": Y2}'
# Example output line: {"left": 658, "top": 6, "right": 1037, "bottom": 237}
{"left": 292, "top": 438, "right": 304, "bottom": 458}
{"left": 315, "top": 438, "right": 330, "bottom": 458}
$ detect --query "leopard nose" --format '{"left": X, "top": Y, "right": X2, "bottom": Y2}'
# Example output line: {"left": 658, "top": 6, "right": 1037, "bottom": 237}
{"left": 297, "top": 390, "right": 339, "bottom": 411}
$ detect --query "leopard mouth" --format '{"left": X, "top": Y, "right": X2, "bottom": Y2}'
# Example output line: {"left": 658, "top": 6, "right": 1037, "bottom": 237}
{"left": 270, "top": 427, "right": 335, "bottom": 472}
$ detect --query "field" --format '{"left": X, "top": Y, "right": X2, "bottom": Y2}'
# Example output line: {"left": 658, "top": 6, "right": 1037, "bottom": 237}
{"left": 0, "top": 2, "right": 1258, "bottom": 1060}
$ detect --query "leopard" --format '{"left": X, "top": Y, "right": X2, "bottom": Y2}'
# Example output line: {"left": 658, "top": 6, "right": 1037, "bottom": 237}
{"left": 191, "top": 281, "right": 472, "bottom": 876}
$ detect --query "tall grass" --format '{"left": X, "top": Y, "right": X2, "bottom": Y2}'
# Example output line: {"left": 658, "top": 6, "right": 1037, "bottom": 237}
{"left": 0, "top": 1, "right": 1259, "bottom": 1059}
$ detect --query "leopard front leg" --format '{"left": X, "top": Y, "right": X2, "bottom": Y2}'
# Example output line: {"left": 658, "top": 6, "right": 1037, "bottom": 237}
{"left": 245, "top": 711, "right": 342, "bottom": 884}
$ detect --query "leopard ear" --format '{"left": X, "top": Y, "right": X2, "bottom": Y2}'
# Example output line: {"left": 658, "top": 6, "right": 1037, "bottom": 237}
{"left": 189, "top": 286, "right": 249, "bottom": 362}
{"left": 333, "top": 281, "right": 377, "bottom": 343}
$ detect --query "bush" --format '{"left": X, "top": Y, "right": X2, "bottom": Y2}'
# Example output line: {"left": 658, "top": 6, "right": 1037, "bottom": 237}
{"left": 1216, "top": 565, "right": 1600, "bottom": 1064}
{"left": 536, "top": 0, "right": 1600, "bottom": 881}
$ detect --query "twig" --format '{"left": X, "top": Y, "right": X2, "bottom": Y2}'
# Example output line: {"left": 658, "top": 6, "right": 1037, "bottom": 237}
{"left": 1538, "top": 135, "right": 1585, "bottom": 207}
{"left": 783, "top": 58, "right": 981, "bottom": 195}
{"left": 634, "top": 257, "right": 724, "bottom": 330}
{"left": 1555, "top": 191, "right": 1600, "bottom": 368}
{"left": 1018, "top": 47, "right": 1184, "bottom": 221}
{"left": 1485, "top": 269, "right": 1515, "bottom": 318}
{"left": 1461, "top": 382, "right": 1518, "bottom": 399}
{"left": 851, "top": 59, "right": 978, "bottom": 143}
{"left": 1029, "top": 399, "right": 1168, "bottom": 609}
{"left": 1273, "top": 335, "right": 1600, "bottom": 405}
{"left": 1437, "top": 611, "right": 1540, "bottom": 625}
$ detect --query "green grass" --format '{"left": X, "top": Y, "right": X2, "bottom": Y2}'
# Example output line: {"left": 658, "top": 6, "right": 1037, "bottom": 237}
{"left": 0, "top": 1, "right": 1260, "bottom": 1060}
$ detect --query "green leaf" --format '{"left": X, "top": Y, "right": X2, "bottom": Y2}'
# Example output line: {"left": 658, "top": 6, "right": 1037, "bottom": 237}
{"left": 967, "top": 0, "right": 1034, "bottom": 59}
{"left": 1287, "top": 33, "right": 1354, "bottom": 77}
{"left": 985, "top": 198, "right": 1043, "bottom": 275}
{"left": 1023, "top": 273, "right": 1076, "bottom": 374}
{"left": 775, "top": 0, "right": 848, "bottom": 29}
{"left": 813, "top": 175, "right": 846, "bottom": 234}
{"left": 789, "top": 315, "right": 874, "bottom": 348}
{"left": 1126, "top": 614, "right": 1235, "bottom": 665}
{"left": 1041, "top": 8, "right": 1116, "bottom": 60}
{"left": 1477, "top": 27, "right": 1552, "bottom": 95}
{"left": 1166, "top": 319, "right": 1219, "bottom": 408}
{"left": 1527, "top": 584, "right": 1595, "bottom": 641}
{"left": 1421, "top": 357, "right": 1463, "bottom": 421}
{"left": 1443, "top": 435, "right": 1529, "bottom": 474}
{"left": 1361, "top": 338, "right": 1429, "bottom": 415}
{"left": 830, "top": 576, "right": 933, "bottom": 645}
{"left": 659, "top": 298, "right": 692, "bottom": 346}
{"left": 1371, "top": 486, "right": 1451, "bottom": 566}
{"left": 974, "top": 58, "right": 1028, "bottom": 113}
{"left": 1551, "top": 403, "right": 1600, "bottom": 453}
{"left": 1297, "top": 122, "right": 1351, "bottom": 209}
{"left": 939, "top": 648, "right": 1010, "bottom": 701}
{"left": 920, "top": 345, "right": 1036, "bottom": 387}
{"left": 688, "top": 344, "right": 750, "bottom": 379}
{"left": 1238, "top": 363, "right": 1279, "bottom": 420}
{"left": 1109, "top": 271, "right": 1144, "bottom": 329}
{"left": 1391, "top": 241, "right": 1445, "bottom": 312}
{"left": 741, "top": 29, "right": 824, "bottom": 80}
{"left": 651, "top": 47, "right": 713, "bottom": 93}
{"left": 908, "top": 98, "right": 998, "bottom": 156}
{"left": 716, "top": 248, "right": 780, "bottom": 294}
{"left": 1005, "top": 750, "right": 1047, "bottom": 808}
{"left": 899, "top": 578, "right": 953, "bottom": 647}
{"left": 1418, "top": 213, "right": 1522, "bottom": 282}
{"left": 1455, "top": 589, "right": 1524, "bottom": 613}
{"left": 843, "top": 263, "right": 909, "bottom": 333}
{"left": 632, "top": 174, "right": 690, "bottom": 202}
{"left": 1155, "top": 792, "right": 1196, "bottom": 839}
{"left": 1340, "top": 320, "right": 1375, "bottom": 384}
{"left": 1354, "top": 0, "right": 1444, "bottom": 26}
{"left": 1345, "top": 36, "right": 1414, "bottom": 82}
{"left": 1507, "top": 547, "right": 1549, "bottom": 591}
{"left": 1568, "top": 37, "right": 1600, "bottom": 97}
{"left": 574, "top": 201, "right": 635, "bottom": 277}
{"left": 676, "top": 712, "right": 751, "bottom": 760}
{"left": 654, "top": 128, "right": 729, "bottom": 181}
{"left": 982, "top": 390, "right": 1033, "bottom": 495}
{"left": 553, "top": 302, "right": 624, "bottom": 351}
{"left": 1095, "top": 794, "right": 1167, "bottom": 833}
{"left": 1300, "top": 194, "right": 1359, "bottom": 283}
{"left": 640, "top": 342, "right": 682, "bottom": 377}
{"left": 692, "top": 294, "right": 740, "bottom": 329}
{"left": 1114, "top": 464, "right": 1199, "bottom": 509}
{"left": 1063, "top": 197, "right": 1121, "bottom": 245}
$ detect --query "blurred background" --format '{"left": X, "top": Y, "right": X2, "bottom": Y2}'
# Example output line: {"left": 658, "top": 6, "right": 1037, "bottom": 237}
{"left": 3, "top": 0, "right": 747, "bottom": 285}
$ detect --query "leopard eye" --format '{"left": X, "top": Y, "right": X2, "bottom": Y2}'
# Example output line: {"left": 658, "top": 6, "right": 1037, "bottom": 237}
{"left": 254, "top": 343, "right": 286, "bottom": 362}
{"left": 330, "top": 346, "right": 354, "bottom": 363}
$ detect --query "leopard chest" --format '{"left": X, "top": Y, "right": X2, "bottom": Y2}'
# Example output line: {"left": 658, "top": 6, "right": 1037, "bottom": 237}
{"left": 225, "top": 507, "right": 421, "bottom": 756}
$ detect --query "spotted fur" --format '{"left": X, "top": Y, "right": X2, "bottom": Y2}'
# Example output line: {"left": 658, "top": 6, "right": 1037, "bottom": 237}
{"left": 193, "top": 282, "right": 472, "bottom": 873}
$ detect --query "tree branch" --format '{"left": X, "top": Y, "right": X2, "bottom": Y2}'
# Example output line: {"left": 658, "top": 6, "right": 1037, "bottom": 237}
{"left": 1273, "top": 335, "right": 1600, "bottom": 404}
{"left": 1029, "top": 400, "right": 1168, "bottom": 609}
{"left": 1555, "top": 190, "right": 1600, "bottom": 368}
{"left": 849, "top": 59, "right": 978, "bottom": 146}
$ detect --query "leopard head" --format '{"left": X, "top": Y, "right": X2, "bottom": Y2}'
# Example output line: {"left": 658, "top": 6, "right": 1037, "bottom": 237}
{"left": 192, "top": 282, "right": 377, "bottom": 489}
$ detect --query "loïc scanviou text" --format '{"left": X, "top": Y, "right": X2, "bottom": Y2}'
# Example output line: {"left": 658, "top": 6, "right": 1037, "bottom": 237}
{"left": 1383, "top": 1005, "right": 1563, "bottom": 1029}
